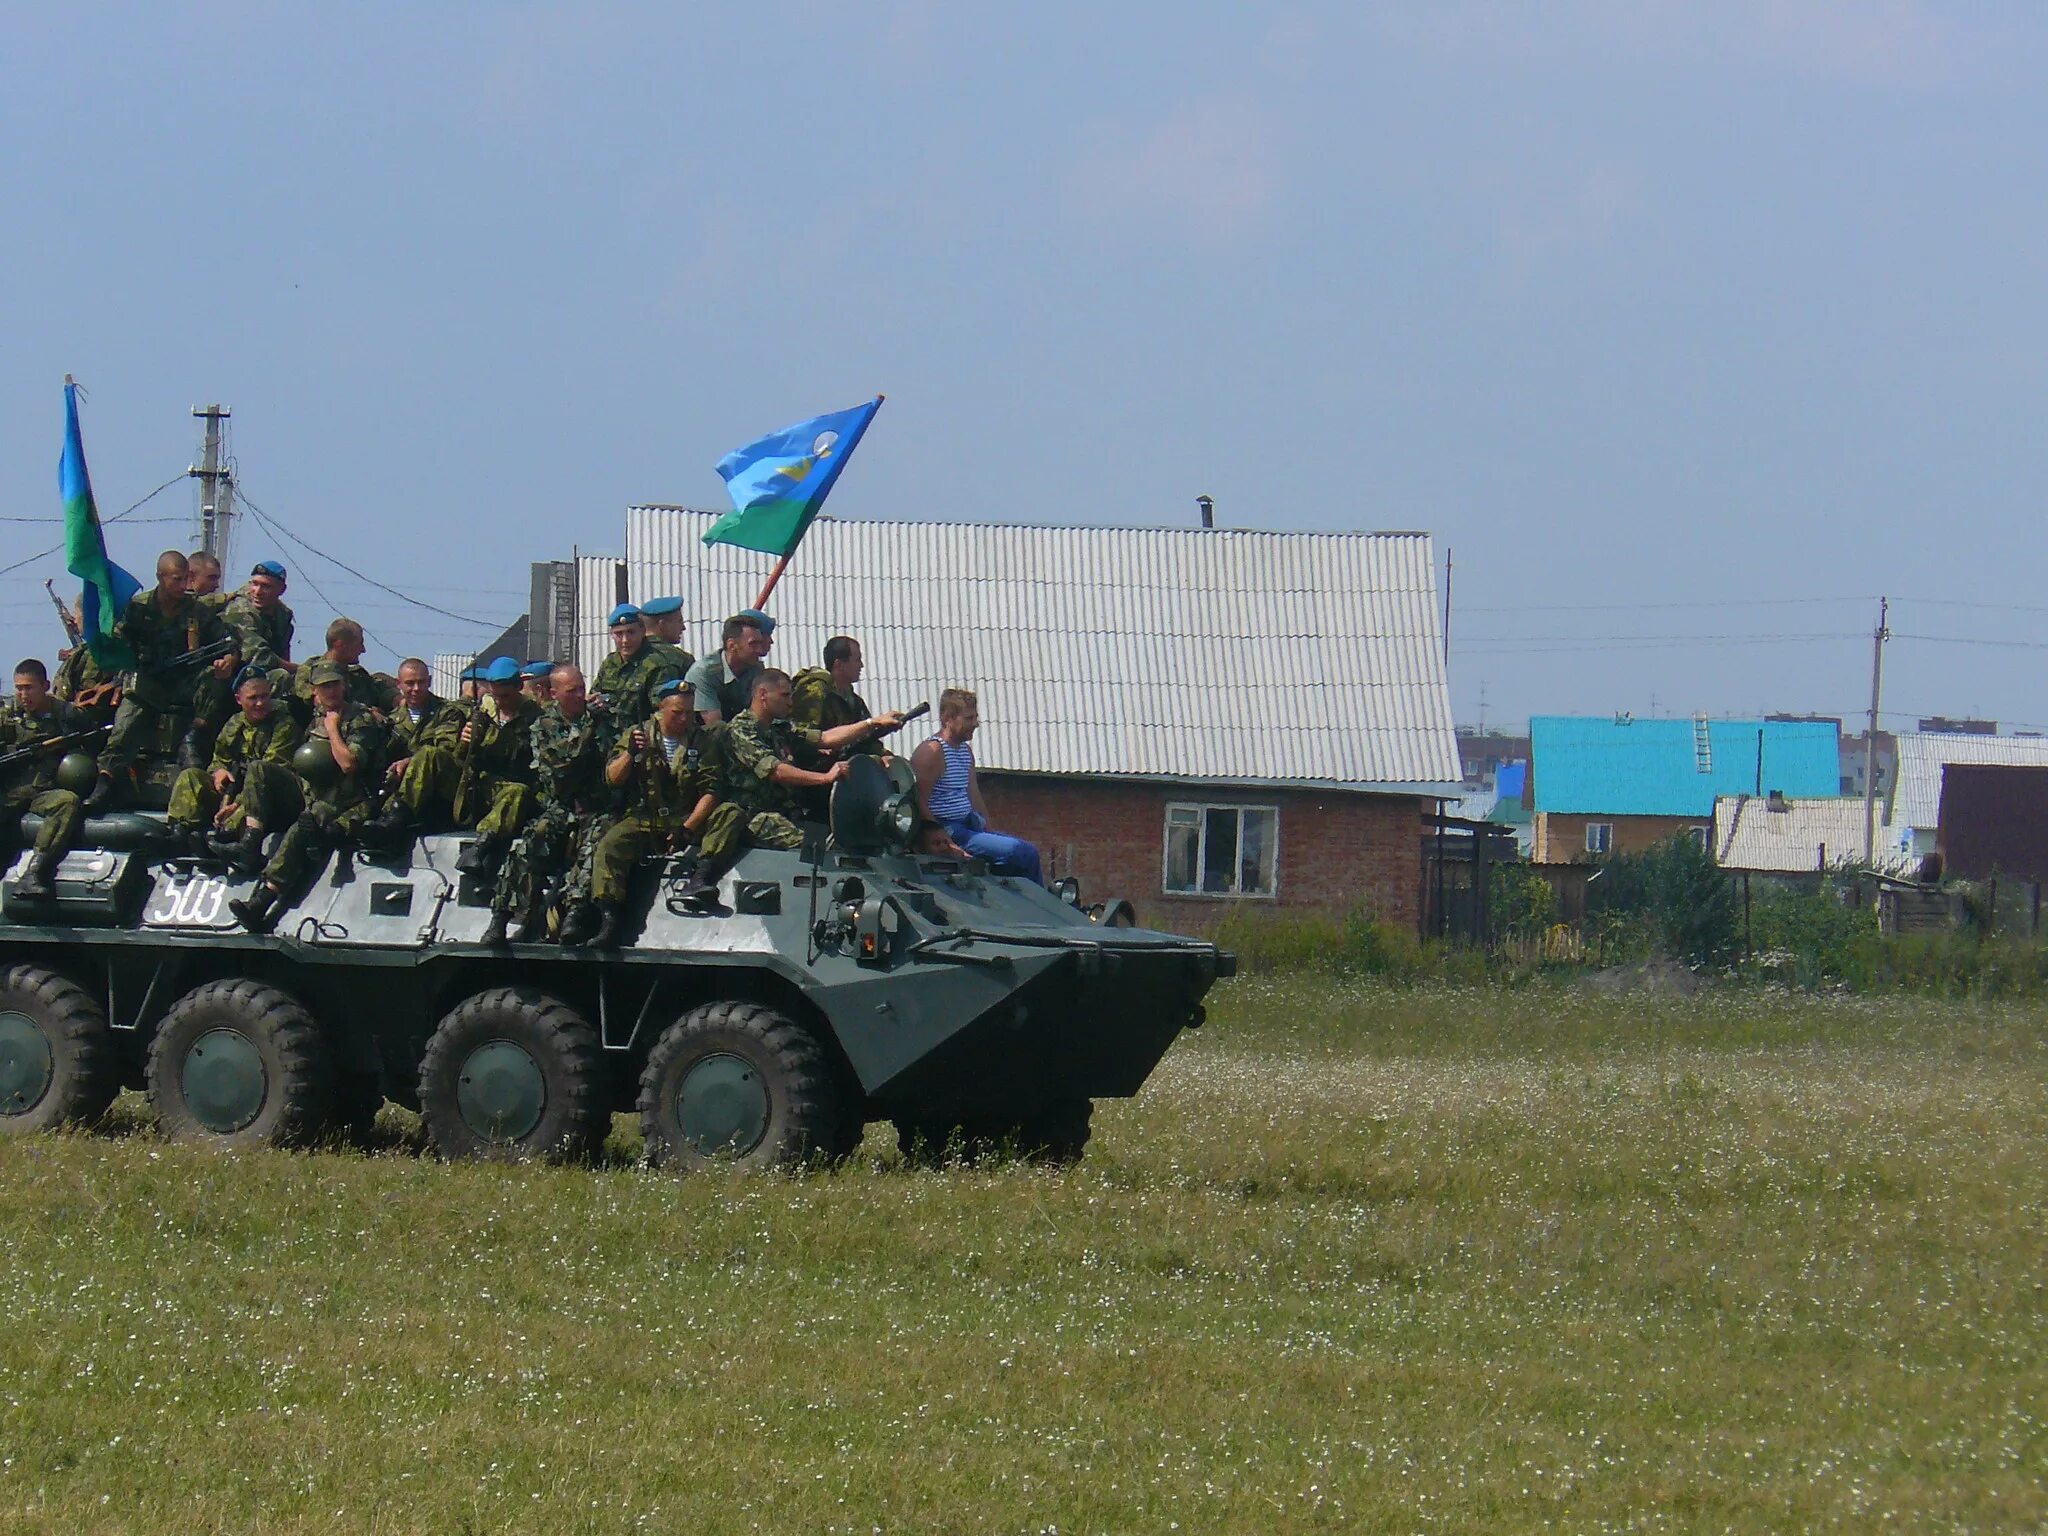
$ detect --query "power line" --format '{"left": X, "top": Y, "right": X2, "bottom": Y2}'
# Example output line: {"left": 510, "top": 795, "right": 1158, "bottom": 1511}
{"left": 0, "top": 471, "right": 190, "bottom": 580}
{"left": 234, "top": 486, "right": 501, "bottom": 629}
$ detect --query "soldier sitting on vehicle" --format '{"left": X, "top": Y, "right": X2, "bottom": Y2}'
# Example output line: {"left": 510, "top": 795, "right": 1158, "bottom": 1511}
{"left": 792, "top": 635, "right": 886, "bottom": 757}
{"left": 165, "top": 667, "right": 303, "bottom": 868}
{"left": 186, "top": 550, "right": 224, "bottom": 606}
{"left": 590, "top": 604, "right": 686, "bottom": 747}
{"left": 638, "top": 595, "right": 696, "bottom": 678}
{"left": 381, "top": 657, "right": 464, "bottom": 792}
{"left": 53, "top": 619, "right": 119, "bottom": 728}
{"left": 289, "top": 617, "right": 397, "bottom": 730}
{"left": 912, "top": 687, "right": 1043, "bottom": 883}
{"left": 521, "top": 660, "right": 555, "bottom": 707}
{"left": 85, "top": 550, "right": 238, "bottom": 811}
{"left": 229, "top": 658, "right": 382, "bottom": 934}
{"left": 683, "top": 609, "right": 774, "bottom": 727}
{"left": 493, "top": 664, "right": 617, "bottom": 947}
{"left": 187, "top": 559, "right": 296, "bottom": 769}
{"left": 0, "top": 659, "right": 97, "bottom": 900}
{"left": 363, "top": 655, "right": 537, "bottom": 874}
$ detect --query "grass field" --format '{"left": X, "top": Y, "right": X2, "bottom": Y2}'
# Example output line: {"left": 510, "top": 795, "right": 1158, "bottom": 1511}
{"left": 1, "top": 977, "right": 2043, "bottom": 1533}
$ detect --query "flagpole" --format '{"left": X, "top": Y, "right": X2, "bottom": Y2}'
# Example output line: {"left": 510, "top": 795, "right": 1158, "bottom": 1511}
{"left": 747, "top": 394, "right": 883, "bottom": 613}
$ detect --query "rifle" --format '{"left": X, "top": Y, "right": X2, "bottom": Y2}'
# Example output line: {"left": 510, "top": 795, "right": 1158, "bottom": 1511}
{"left": 44, "top": 581, "right": 82, "bottom": 647}
{"left": 451, "top": 698, "right": 488, "bottom": 825}
{"left": 142, "top": 635, "right": 239, "bottom": 677}
{"left": 0, "top": 722, "right": 108, "bottom": 773}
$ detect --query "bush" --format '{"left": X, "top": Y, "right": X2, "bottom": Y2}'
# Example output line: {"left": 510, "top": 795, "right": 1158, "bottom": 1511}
{"left": 1586, "top": 832, "right": 1740, "bottom": 967}
{"left": 1487, "top": 866, "right": 1556, "bottom": 940}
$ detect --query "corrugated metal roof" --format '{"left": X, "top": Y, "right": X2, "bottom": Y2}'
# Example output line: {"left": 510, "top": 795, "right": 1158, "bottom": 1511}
{"left": 619, "top": 508, "right": 1461, "bottom": 791}
{"left": 431, "top": 651, "right": 468, "bottom": 699}
{"left": 1712, "top": 794, "right": 1910, "bottom": 874}
{"left": 1530, "top": 716, "right": 1841, "bottom": 816}
{"left": 1892, "top": 731, "right": 2048, "bottom": 836}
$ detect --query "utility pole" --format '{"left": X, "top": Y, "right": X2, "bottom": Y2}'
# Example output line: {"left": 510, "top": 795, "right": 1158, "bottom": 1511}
{"left": 1863, "top": 595, "right": 1889, "bottom": 865}
{"left": 189, "top": 405, "right": 233, "bottom": 566}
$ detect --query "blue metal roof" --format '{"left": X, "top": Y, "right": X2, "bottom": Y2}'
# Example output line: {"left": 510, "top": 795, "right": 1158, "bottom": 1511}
{"left": 1530, "top": 717, "right": 1841, "bottom": 817}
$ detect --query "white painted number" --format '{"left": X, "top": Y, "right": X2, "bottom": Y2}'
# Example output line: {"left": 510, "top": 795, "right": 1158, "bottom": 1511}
{"left": 146, "top": 875, "right": 230, "bottom": 926}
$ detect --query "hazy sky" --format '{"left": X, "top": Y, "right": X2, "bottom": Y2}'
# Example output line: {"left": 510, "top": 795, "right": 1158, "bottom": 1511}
{"left": 5, "top": 2, "right": 2046, "bottom": 732}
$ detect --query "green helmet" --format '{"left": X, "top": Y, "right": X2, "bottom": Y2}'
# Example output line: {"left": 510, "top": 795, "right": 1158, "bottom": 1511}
{"left": 54, "top": 751, "right": 98, "bottom": 796}
{"left": 292, "top": 736, "right": 339, "bottom": 788}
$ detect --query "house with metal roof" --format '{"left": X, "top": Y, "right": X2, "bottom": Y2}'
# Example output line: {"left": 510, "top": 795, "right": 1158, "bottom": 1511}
{"left": 591, "top": 508, "right": 1461, "bottom": 932}
{"left": 1711, "top": 793, "right": 1911, "bottom": 876}
{"left": 1889, "top": 731, "right": 2048, "bottom": 859}
{"left": 1529, "top": 715, "right": 1842, "bottom": 864}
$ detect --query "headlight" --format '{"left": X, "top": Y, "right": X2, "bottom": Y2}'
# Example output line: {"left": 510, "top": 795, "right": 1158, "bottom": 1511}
{"left": 1051, "top": 876, "right": 1081, "bottom": 906}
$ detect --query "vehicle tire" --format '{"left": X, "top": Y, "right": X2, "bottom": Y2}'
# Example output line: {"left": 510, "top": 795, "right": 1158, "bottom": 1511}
{"left": 330, "top": 1070, "right": 385, "bottom": 1145}
{"left": 418, "top": 987, "right": 603, "bottom": 1163}
{"left": 0, "top": 963, "right": 120, "bottom": 1136}
{"left": 638, "top": 1000, "right": 845, "bottom": 1171}
{"left": 894, "top": 1096, "right": 1092, "bottom": 1167}
{"left": 146, "top": 979, "right": 330, "bottom": 1148}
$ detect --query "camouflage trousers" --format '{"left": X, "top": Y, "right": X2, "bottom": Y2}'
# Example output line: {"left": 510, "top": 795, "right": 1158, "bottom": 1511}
{"left": 189, "top": 666, "right": 291, "bottom": 762}
{"left": 99, "top": 691, "right": 191, "bottom": 771}
{"left": 694, "top": 802, "right": 803, "bottom": 889}
{"left": 492, "top": 802, "right": 608, "bottom": 918}
{"left": 165, "top": 759, "right": 295, "bottom": 834}
{"left": 261, "top": 793, "right": 370, "bottom": 893}
{"left": 0, "top": 791, "right": 82, "bottom": 858}
{"left": 392, "top": 745, "right": 531, "bottom": 838}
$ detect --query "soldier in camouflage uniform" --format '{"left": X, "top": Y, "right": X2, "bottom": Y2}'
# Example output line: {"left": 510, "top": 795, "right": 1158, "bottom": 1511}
{"left": 792, "top": 635, "right": 886, "bottom": 757}
{"left": 86, "top": 551, "right": 237, "bottom": 810}
{"left": 364, "top": 655, "right": 537, "bottom": 874}
{"left": 380, "top": 657, "right": 464, "bottom": 797}
{"left": 589, "top": 604, "right": 686, "bottom": 749}
{"left": 520, "top": 660, "right": 555, "bottom": 708}
{"left": 637, "top": 595, "right": 696, "bottom": 680}
{"left": 574, "top": 677, "right": 720, "bottom": 948}
{"left": 165, "top": 668, "right": 302, "bottom": 867}
{"left": 187, "top": 560, "right": 296, "bottom": 768}
{"left": 483, "top": 664, "right": 609, "bottom": 945}
{"left": 229, "top": 658, "right": 383, "bottom": 933}
{"left": 290, "top": 617, "right": 397, "bottom": 729}
{"left": 186, "top": 551, "right": 224, "bottom": 606}
{"left": 53, "top": 638, "right": 118, "bottom": 727}
{"left": 0, "top": 659, "right": 96, "bottom": 900}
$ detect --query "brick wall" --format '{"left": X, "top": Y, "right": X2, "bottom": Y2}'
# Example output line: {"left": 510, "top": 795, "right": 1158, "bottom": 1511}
{"left": 977, "top": 773, "right": 1427, "bottom": 935}
{"left": 1532, "top": 811, "right": 1707, "bottom": 863}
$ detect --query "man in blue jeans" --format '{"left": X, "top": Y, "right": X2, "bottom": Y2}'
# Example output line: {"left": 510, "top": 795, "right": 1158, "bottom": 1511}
{"left": 910, "top": 687, "right": 1043, "bottom": 883}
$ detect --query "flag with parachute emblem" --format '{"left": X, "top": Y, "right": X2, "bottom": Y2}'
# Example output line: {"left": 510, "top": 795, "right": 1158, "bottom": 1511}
{"left": 703, "top": 397, "right": 883, "bottom": 557}
{"left": 60, "top": 379, "right": 140, "bottom": 670}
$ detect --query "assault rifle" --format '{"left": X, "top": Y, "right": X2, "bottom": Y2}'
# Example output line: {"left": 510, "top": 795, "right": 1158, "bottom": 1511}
{"left": 142, "top": 635, "right": 239, "bottom": 676}
{"left": 0, "top": 721, "right": 109, "bottom": 773}
{"left": 44, "top": 581, "right": 82, "bottom": 647}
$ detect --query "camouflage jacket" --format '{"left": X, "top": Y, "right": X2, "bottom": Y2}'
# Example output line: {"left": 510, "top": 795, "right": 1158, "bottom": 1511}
{"left": 210, "top": 710, "right": 303, "bottom": 779}
{"left": 791, "top": 668, "right": 881, "bottom": 755}
{"left": 720, "top": 711, "right": 827, "bottom": 818}
{"left": 387, "top": 695, "right": 464, "bottom": 758}
{"left": 610, "top": 715, "right": 717, "bottom": 824}
{"left": 530, "top": 703, "right": 608, "bottom": 814}
{"left": 220, "top": 593, "right": 295, "bottom": 675}
{"left": 649, "top": 639, "right": 696, "bottom": 681}
{"left": 457, "top": 693, "right": 541, "bottom": 784}
{"left": 54, "top": 646, "right": 117, "bottom": 721}
{"left": 593, "top": 643, "right": 686, "bottom": 735}
{"left": 300, "top": 702, "right": 383, "bottom": 811}
{"left": 0, "top": 697, "right": 93, "bottom": 804}
{"left": 114, "top": 589, "right": 229, "bottom": 708}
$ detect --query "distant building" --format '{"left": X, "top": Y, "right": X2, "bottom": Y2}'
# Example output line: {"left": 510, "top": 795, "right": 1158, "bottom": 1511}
{"left": 1528, "top": 715, "right": 1841, "bottom": 864}
{"left": 1938, "top": 764, "right": 2048, "bottom": 882}
{"left": 1889, "top": 731, "right": 2048, "bottom": 859}
{"left": 1712, "top": 793, "right": 1910, "bottom": 876}
{"left": 1918, "top": 716, "right": 1997, "bottom": 736}
{"left": 1455, "top": 728, "right": 1530, "bottom": 789}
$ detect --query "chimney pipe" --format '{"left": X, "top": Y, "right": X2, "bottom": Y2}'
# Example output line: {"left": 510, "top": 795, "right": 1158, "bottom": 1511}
{"left": 1195, "top": 494, "right": 1214, "bottom": 529}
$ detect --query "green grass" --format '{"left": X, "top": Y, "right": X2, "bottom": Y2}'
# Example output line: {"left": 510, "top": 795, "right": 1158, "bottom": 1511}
{"left": 2, "top": 978, "right": 2044, "bottom": 1532}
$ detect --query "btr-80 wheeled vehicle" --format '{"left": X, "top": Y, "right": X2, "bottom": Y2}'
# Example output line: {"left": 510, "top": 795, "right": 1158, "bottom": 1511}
{"left": 0, "top": 758, "right": 1230, "bottom": 1167}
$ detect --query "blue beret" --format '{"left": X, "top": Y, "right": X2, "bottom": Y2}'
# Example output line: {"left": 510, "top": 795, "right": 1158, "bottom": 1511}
{"left": 250, "top": 559, "right": 286, "bottom": 580}
{"left": 231, "top": 665, "right": 270, "bottom": 692}
{"left": 459, "top": 665, "right": 479, "bottom": 681}
{"left": 522, "top": 660, "right": 554, "bottom": 678}
{"left": 608, "top": 602, "right": 642, "bottom": 627}
{"left": 736, "top": 607, "right": 775, "bottom": 637}
{"left": 481, "top": 657, "right": 521, "bottom": 684}
{"left": 639, "top": 595, "right": 683, "bottom": 618}
{"left": 654, "top": 677, "right": 690, "bottom": 701}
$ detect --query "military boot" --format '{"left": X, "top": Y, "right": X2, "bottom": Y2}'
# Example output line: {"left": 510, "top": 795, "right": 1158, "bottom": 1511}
{"left": 362, "top": 801, "right": 414, "bottom": 844}
{"left": 557, "top": 901, "right": 600, "bottom": 947}
{"left": 175, "top": 726, "right": 209, "bottom": 772}
{"left": 82, "top": 772, "right": 121, "bottom": 813}
{"left": 12, "top": 851, "right": 62, "bottom": 900}
{"left": 225, "top": 826, "right": 266, "bottom": 875}
{"left": 455, "top": 834, "right": 504, "bottom": 876}
{"left": 478, "top": 909, "right": 511, "bottom": 946}
{"left": 585, "top": 902, "right": 624, "bottom": 950}
{"left": 511, "top": 895, "right": 551, "bottom": 944}
{"left": 229, "top": 885, "right": 281, "bottom": 934}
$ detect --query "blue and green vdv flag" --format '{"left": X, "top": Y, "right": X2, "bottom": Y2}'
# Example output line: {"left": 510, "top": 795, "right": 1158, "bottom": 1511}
{"left": 60, "top": 380, "right": 140, "bottom": 669}
{"left": 703, "top": 396, "right": 883, "bottom": 557}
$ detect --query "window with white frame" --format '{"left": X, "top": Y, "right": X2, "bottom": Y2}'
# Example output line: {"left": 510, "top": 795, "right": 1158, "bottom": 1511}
{"left": 1585, "top": 822, "right": 1613, "bottom": 855}
{"left": 1165, "top": 804, "right": 1278, "bottom": 897}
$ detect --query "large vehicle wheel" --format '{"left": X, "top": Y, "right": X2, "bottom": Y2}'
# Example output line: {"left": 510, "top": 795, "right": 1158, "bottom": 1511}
{"left": 330, "top": 1070, "right": 386, "bottom": 1145}
{"left": 418, "top": 987, "right": 603, "bottom": 1163}
{"left": 0, "top": 964, "right": 120, "bottom": 1135}
{"left": 894, "top": 1096, "right": 1093, "bottom": 1167}
{"left": 638, "top": 1001, "right": 845, "bottom": 1171}
{"left": 146, "top": 980, "right": 331, "bottom": 1148}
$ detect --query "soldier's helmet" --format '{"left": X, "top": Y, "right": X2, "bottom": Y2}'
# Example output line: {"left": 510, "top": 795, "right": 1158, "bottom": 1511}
{"left": 54, "top": 751, "right": 97, "bottom": 796}
{"left": 292, "top": 737, "right": 339, "bottom": 788}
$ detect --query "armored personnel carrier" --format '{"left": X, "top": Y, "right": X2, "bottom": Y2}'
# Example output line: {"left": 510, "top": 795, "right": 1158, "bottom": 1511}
{"left": 0, "top": 758, "right": 1230, "bottom": 1167}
